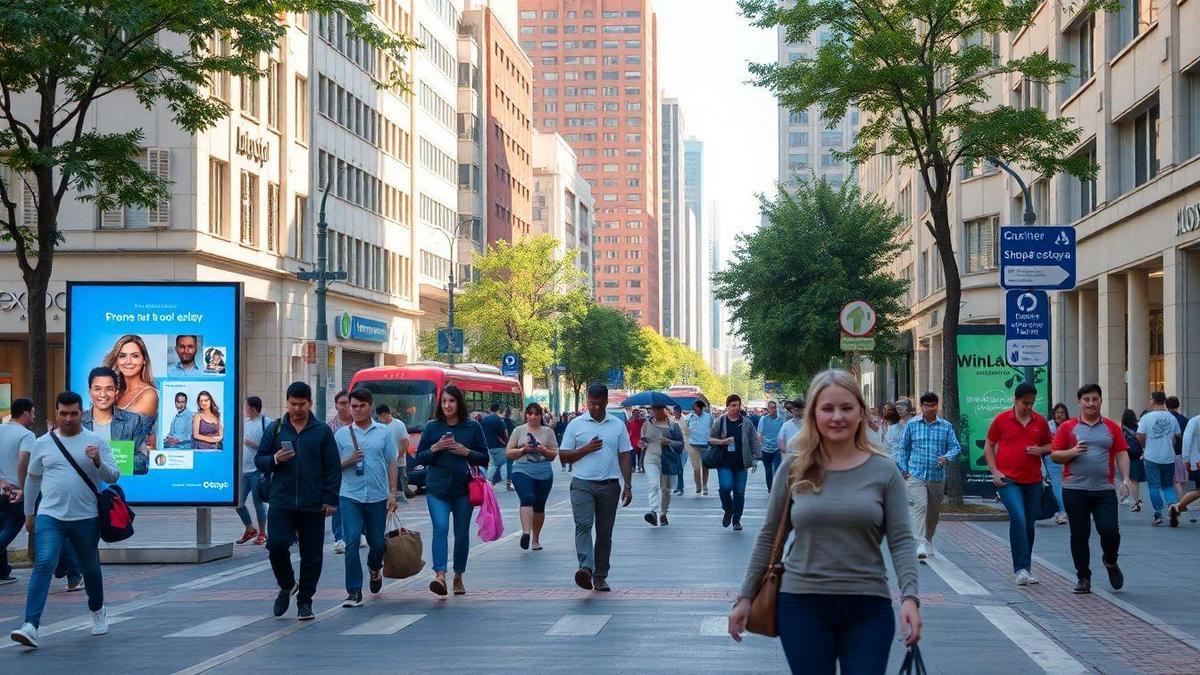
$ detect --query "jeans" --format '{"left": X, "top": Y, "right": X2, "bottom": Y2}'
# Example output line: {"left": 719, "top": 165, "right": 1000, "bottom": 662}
{"left": 717, "top": 466, "right": 748, "bottom": 523}
{"left": 644, "top": 453, "right": 674, "bottom": 516}
{"left": 331, "top": 508, "right": 343, "bottom": 542}
{"left": 761, "top": 450, "right": 782, "bottom": 493}
{"left": 339, "top": 497, "right": 387, "bottom": 593}
{"left": 26, "top": 516, "right": 104, "bottom": 628}
{"left": 426, "top": 493, "right": 473, "bottom": 574}
{"left": 1062, "top": 488, "right": 1120, "bottom": 581}
{"left": 1144, "top": 460, "right": 1178, "bottom": 517}
{"left": 266, "top": 507, "right": 326, "bottom": 603}
{"left": 906, "top": 477, "right": 945, "bottom": 544}
{"left": 570, "top": 478, "right": 620, "bottom": 579}
{"left": 777, "top": 593, "right": 895, "bottom": 675}
{"left": 235, "top": 471, "right": 267, "bottom": 530}
{"left": 1042, "top": 456, "right": 1065, "bottom": 513}
{"left": 0, "top": 498, "right": 25, "bottom": 577}
{"left": 997, "top": 480, "right": 1042, "bottom": 573}
{"left": 675, "top": 449, "right": 687, "bottom": 492}
{"left": 488, "top": 447, "right": 512, "bottom": 483}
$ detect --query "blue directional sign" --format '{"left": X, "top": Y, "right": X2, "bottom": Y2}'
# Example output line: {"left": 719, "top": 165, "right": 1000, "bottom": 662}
{"left": 1005, "top": 290, "right": 1050, "bottom": 367}
{"left": 501, "top": 352, "right": 520, "bottom": 377}
{"left": 606, "top": 368, "right": 625, "bottom": 389}
{"left": 437, "top": 328, "right": 464, "bottom": 355}
{"left": 1000, "top": 226, "right": 1077, "bottom": 291}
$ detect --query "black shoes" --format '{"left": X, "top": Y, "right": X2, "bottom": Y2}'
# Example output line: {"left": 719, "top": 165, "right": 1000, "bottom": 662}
{"left": 644, "top": 512, "right": 658, "bottom": 526}
{"left": 592, "top": 578, "right": 611, "bottom": 592}
{"left": 732, "top": 522, "right": 743, "bottom": 531}
{"left": 1104, "top": 563, "right": 1125, "bottom": 590}
{"left": 659, "top": 514, "right": 669, "bottom": 526}
{"left": 1072, "top": 577, "right": 1092, "bottom": 594}
{"left": 574, "top": 568, "right": 593, "bottom": 590}
{"left": 369, "top": 569, "right": 383, "bottom": 594}
{"left": 273, "top": 585, "right": 298, "bottom": 617}
{"left": 297, "top": 602, "right": 314, "bottom": 620}
{"left": 520, "top": 532, "right": 531, "bottom": 549}
{"left": 722, "top": 512, "right": 732, "bottom": 528}
{"left": 342, "top": 591, "right": 363, "bottom": 608}
{"left": 1168, "top": 504, "right": 1181, "bottom": 528}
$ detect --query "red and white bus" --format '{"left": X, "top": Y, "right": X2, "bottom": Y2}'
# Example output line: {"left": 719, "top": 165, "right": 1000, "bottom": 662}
{"left": 666, "top": 385, "right": 709, "bottom": 411}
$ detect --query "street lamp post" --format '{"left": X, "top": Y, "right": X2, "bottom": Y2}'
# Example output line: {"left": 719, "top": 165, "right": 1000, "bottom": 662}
{"left": 435, "top": 219, "right": 473, "bottom": 366}
{"left": 297, "top": 173, "right": 347, "bottom": 422}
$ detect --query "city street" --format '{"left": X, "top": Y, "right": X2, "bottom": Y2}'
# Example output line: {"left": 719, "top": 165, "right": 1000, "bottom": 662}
{"left": 3, "top": 468, "right": 1199, "bottom": 673}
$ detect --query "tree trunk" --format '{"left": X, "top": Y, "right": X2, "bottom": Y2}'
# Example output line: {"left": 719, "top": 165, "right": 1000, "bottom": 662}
{"left": 929, "top": 197, "right": 964, "bottom": 505}
{"left": 23, "top": 263, "right": 52, "bottom": 435}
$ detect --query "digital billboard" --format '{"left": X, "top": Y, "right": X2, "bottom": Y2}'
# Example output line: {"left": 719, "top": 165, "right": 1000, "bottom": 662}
{"left": 66, "top": 282, "right": 241, "bottom": 505}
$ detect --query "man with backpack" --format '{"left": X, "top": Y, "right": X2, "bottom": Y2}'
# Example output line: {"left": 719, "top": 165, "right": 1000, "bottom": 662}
{"left": 236, "top": 396, "right": 270, "bottom": 545}
{"left": 11, "top": 391, "right": 120, "bottom": 649}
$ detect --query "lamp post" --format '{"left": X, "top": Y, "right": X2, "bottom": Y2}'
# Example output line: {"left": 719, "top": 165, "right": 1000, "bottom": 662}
{"left": 297, "top": 172, "right": 347, "bottom": 421}
{"left": 434, "top": 219, "right": 474, "bottom": 365}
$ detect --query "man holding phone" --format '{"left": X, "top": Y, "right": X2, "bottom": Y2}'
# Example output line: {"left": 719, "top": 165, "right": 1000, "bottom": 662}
{"left": 559, "top": 383, "right": 633, "bottom": 592}
{"left": 256, "top": 382, "right": 341, "bottom": 621}
{"left": 1050, "top": 383, "right": 1131, "bottom": 595}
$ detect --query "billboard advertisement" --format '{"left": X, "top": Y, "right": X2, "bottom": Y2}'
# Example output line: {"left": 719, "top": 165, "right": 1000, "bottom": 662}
{"left": 66, "top": 282, "right": 241, "bottom": 505}
{"left": 955, "top": 326, "right": 1049, "bottom": 497}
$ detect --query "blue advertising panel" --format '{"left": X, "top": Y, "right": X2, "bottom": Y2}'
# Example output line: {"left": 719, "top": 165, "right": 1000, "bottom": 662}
{"left": 437, "top": 328, "right": 464, "bottom": 354}
{"left": 1005, "top": 290, "right": 1050, "bottom": 367}
{"left": 336, "top": 312, "right": 388, "bottom": 343}
{"left": 501, "top": 353, "right": 520, "bottom": 377}
{"left": 66, "top": 282, "right": 241, "bottom": 506}
{"left": 999, "top": 226, "right": 1077, "bottom": 290}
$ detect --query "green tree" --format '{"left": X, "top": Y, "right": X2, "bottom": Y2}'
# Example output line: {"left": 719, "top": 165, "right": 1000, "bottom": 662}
{"left": 720, "top": 359, "right": 765, "bottom": 403}
{"left": 714, "top": 178, "right": 908, "bottom": 387}
{"left": 0, "top": 1, "right": 415, "bottom": 431}
{"left": 454, "top": 235, "right": 588, "bottom": 375}
{"left": 559, "top": 302, "right": 646, "bottom": 403}
{"left": 740, "top": 0, "right": 1100, "bottom": 500}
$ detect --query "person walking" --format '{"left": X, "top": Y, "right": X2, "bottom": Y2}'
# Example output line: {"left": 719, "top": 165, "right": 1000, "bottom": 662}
{"left": 709, "top": 394, "right": 762, "bottom": 531}
{"left": 983, "top": 383, "right": 1054, "bottom": 585}
{"left": 414, "top": 385, "right": 489, "bottom": 597}
{"left": 776, "top": 398, "right": 806, "bottom": 454}
{"left": 671, "top": 406, "right": 687, "bottom": 495}
{"left": 1045, "top": 403, "right": 1071, "bottom": 524}
{"left": 256, "top": 382, "right": 341, "bottom": 621}
{"left": 1050, "top": 384, "right": 1131, "bottom": 594}
{"left": 640, "top": 403, "right": 684, "bottom": 526}
{"left": 627, "top": 408, "right": 646, "bottom": 473}
{"left": 1136, "top": 392, "right": 1181, "bottom": 527}
{"left": 10, "top": 392, "right": 120, "bottom": 649}
{"left": 1120, "top": 409, "right": 1146, "bottom": 511}
{"left": 0, "top": 398, "right": 36, "bottom": 586}
{"left": 333, "top": 389, "right": 399, "bottom": 608}
{"left": 1166, "top": 396, "right": 1189, "bottom": 501}
{"left": 883, "top": 398, "right": 913, "bottom": 461}
{"left": 236, "top": 396, "right": 270, "bottom": 545}
{"left": 376, "top": 405, "right": 411, "bottom": 503}
{"left": 559, "top": 384, "right": 633, "bottom": 592}
{"left": 506, "top": 402, "right": 558, "bottom": 550}
{"left": 756, "top": 400, "right": 786, "bottom": 493}
{"left": 684, "top": 401, "right": 713, "bottom": 495}
{"left": 481, "top": 404, "right": 512, "bottom": 491}
{"left": 728, "top": 370, "right": 921, "bottom": 672}
{"left": 555, "top": 412, "right": 573, "bottom": 472}
{"left": 1171, "top": 411, "right": 1200, "bottom": 526}
{"left": 897, "top": 392, "right": 962, "bottom": 560}
{"left": 327, "top": 390, "right": 353, "bottom": 553}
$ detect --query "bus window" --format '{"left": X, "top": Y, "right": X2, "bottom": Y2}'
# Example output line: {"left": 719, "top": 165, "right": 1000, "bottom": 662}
{"left": 353, "top": 378, "right": 437, "bottom": 432}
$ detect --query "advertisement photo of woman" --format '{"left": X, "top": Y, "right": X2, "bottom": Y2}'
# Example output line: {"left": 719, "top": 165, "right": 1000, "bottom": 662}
{"left": 102, "top": 334, "right": 160, "bottom": 419}
{"left": 192, "top": 390, "right": 224, "bottom": 450}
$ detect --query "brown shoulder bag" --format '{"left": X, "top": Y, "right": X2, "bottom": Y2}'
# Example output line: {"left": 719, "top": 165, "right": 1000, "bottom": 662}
{"left": 746, "top": 475, "right": 792, "bottom": 637}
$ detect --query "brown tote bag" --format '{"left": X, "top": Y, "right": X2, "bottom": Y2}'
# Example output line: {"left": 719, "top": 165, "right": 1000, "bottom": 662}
{"left": 746, "top": 476, "right": 792, "bottom": 637}
{"left": 382, "top": 512, "right": 426, "bottom": 579}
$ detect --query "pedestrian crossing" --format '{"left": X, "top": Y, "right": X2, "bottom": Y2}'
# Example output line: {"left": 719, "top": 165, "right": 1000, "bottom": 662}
{"left": 167, "top": 615, "right": 263, "bottom": 638}
{"left": 340, "top": 614, "right": 425, "bottom": 635}
{"left": 544, "top": 614, "right": 612, "bottom": 636}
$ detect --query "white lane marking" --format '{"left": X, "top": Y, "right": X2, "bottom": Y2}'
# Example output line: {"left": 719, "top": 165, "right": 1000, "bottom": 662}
{"left": 923, "top": 552, "right": 991, "bottom": 596}
{"left": 700, "top": 616, "right": 728, "bottom": 636}
{"left": 545, "top": 614, "right": 612, "bottom": 636}
{"left": 166, "top": 615, "right": 263, "bottom": 638}
{"left": 975, "top": 606, "right": 1087, "bottom": 674}
{"left": 170, "top": 556, "right": 294, "bottom": 591}
{"left": 340, "top": 614, "right": 426, "bottom": 636}
{"left": 75, "top": 615, "right": 136, "bottom": 631}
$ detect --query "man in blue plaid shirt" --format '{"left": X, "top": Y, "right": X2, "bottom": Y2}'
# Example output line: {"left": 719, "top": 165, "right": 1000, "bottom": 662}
{"left": 898, "top": 391, "right": 962, "bottom": 561}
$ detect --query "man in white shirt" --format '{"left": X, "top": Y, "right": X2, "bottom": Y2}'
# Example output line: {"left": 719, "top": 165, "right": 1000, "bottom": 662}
{"left": 559, "top": 383, "right": 633, "bottom": 592}
{"left": 776, "top": 398, "right": 806, "bottom": 453}
{"left": 11, "top": 391, "right": 121, "bottom": 649}
{"left": 1136, "top": 391, "right": 1182, "bottom": 526}
{"left": 375, "top": 404, "right": 410, "bottom": 502}
{"left": 0, "top": 398, "right": 36, "bottom": 586}
{"left": 236, "top": 396, "right": 270, "bottom": 545}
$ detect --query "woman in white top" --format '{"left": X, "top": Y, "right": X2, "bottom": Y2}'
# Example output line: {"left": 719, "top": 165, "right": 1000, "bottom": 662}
{"left": 640, "top": 404, "right": 684, "bottom": 526}
{"left": 506, "top": 403, "right": 558, "bottom": 551}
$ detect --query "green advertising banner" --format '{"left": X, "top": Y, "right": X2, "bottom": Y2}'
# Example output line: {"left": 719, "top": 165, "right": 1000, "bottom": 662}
{"left": 109, "top": 440, "right": 136, "bottom": 476}
{"left": 956, "top": 327, "right": 1049, "bottom": 496}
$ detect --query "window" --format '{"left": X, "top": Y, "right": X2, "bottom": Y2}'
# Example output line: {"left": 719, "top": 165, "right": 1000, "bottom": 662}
{"left": 1064, "top": 14, "right": 1095, "bottom": 97}
{"left": 208, "top": 34, "right": 232, "bottom": 102}
{"left": 240, "top": 71, "right": 260, "bottom": 119}
{"left": 1069, "top": 144, "right": 1098, "bottom": 220}
{"left": 1187, "top": 67, "right": 1200, "bottom": 158}
{"left": 788, "top": 132, "right": 809, "bottom": 146}
{"left": 964, "top": 215, "right": 999, "bottom": 273}
{"left": 239, "top": 171, "right": 258, "bottom": 245}
{"left": 294, "top": 194, "right": 308, "bottom": 260}
{"left": 295, "top": 76, "right": 308, "bottom": 143}
{"left": 1116, "top": 0, "right": 1157, "bottom": 52}
{"left": 1133, "top": 105, "right": 1160, "bottom": 187}
{"left": 266, "top": 59, "right": 281, "bottom": 129}
{"left": 208, "top": 158, "right": 227, "bottom": 236}
{"left": 1015, "top": 63, "right": 1049, "bottom": 113}
{"left": 788, "top": 110, "right": 809, "bottom": 125}
{"left": 266, "top": 182, "right": 280, "bottom": 252}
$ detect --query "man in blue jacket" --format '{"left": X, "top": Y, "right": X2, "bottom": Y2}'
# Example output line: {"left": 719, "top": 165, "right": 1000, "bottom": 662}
{"left": 256, "top": 381, "right": 341, "bottom": 621}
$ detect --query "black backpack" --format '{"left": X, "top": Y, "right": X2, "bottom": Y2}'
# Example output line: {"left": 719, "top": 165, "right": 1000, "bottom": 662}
{"left": 254, "top": 417, "right": 279, "bottom": 503}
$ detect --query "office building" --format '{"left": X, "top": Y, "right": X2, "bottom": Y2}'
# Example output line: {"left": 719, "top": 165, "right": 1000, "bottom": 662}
{"left": 532, "top": 130, "right": 595, "bottom": 284}
{"left": 685, "top": 136, "right": 713, "bottom": 368}
{"left": 661, "top": 97, "right": 685, "bottom": 338}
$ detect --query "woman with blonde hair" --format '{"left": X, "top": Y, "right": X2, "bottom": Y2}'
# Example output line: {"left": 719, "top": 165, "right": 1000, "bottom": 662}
{"left": 102, "top": 334, "right": 159, "bottom": 418}
{"left": 728, "top": 369, "right": 921, "bottom": 674}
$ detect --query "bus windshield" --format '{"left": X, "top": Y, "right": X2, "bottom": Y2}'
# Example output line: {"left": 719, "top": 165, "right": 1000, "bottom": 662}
{"left": 353, "top": 379, "right": 438, "bottom": 432}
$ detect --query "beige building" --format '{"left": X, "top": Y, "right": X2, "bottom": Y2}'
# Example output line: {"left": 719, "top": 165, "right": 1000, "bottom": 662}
{"left": 532, "top": 130, "right": 595, "bottom": 283}
{"left": 861, "top": 0, "right": 1200, "bottom": 416}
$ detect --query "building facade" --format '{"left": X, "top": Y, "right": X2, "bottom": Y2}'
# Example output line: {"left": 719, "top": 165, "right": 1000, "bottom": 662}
{"left": 861, "top": 0, "right": 1200, "bottom": 416}
{"left": 532, "top": 130, "right": 595, "bottom": 283}
{"left": 517, "top": 0, "right": 661, "bottom": 328}
{"left": 661, "top": 97, "right": 685, "bottom": 338}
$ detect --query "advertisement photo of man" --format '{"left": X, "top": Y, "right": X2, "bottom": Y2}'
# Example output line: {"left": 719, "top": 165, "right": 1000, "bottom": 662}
{"left": 164, "top": 392, "right": 193, "bottom": 450}
{"left": 168, "top": 335, "right": 205, "bottom": 377}
{"left": 81, "top": 367, "right": 153, "bottom": 475}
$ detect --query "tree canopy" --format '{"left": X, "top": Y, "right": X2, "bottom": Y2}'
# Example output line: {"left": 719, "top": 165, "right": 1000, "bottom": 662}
{"left": 559, "top": 302, "right": 647, "bottom": 402}
{"left": 627, "top": 326, "right": 726, "bottom": 403}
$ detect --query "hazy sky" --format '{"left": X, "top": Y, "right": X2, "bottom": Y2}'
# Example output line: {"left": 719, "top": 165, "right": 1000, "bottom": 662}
{"left": 653, "top": 0, "right": 779, "bottom": 254}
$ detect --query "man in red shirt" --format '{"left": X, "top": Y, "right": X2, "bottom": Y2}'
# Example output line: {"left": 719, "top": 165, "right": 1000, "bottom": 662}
{"left": 627, "top": 409, "right": 645, "bottom": 473}
{"left": 984, "top": 382, "right": 1053, "bottom": 586}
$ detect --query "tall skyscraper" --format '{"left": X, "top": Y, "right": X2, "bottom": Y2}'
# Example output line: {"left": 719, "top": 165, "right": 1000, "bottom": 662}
{"left": 684, "top": 137, "right": 703, "bottom": 224}
{"left": 684, "top": 136, "right": 711, "bottom": 367}
{"left": 517, "top": 0, "right": 661, "bottom": 328}
{"left": 661, "top": 97, "right": 685, "bottom": 338}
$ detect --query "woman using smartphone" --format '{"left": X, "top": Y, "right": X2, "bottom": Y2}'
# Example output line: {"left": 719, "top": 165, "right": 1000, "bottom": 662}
{"left": 728, "top": 369, "right": 921, "bottom": 674}
{"left": 414, "top": 385, "right": 489, "bottom": 596}
{"left": 506, "top": 402, "right": 559, "bottom": 550}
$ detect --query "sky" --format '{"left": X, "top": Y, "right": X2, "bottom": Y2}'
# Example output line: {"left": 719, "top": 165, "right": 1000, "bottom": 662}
{"left": 653, "top": 0, "right": 779, "bottom": 255}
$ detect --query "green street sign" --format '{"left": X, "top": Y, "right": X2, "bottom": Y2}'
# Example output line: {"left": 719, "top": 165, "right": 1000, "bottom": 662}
{"left": 840, "top": 336, "right": 875, "bottom": 351}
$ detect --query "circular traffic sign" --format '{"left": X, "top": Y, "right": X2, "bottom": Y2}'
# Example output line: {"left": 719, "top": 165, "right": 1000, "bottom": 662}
{"left": 503, "top": 354, "right": 518, "bottom": 366}
{"left": 839, "top": 300, "right": 876, "bottom": 337}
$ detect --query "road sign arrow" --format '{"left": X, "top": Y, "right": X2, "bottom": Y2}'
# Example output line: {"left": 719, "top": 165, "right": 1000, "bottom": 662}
{"left": 1003, "top": 265, "right": 1070, "bottom": 288}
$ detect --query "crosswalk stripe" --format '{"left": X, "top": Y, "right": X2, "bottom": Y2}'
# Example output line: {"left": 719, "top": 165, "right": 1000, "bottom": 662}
{"left": 166, "top": 615, "right": 263, "bottom": 638}
{"left": 975, "top": 605, "right": 1087, "bottom": 674}
{"left": 924, "top": 553, "right": 990, "bottom": 596}
{"left": 700, "top": 616, "right": 728, "bottom": 636}
{"left": 545, "top": 614, "right": 611, "bottom": 636}
{"left": 340, "top": 614, "right": 426, "bottom": 635}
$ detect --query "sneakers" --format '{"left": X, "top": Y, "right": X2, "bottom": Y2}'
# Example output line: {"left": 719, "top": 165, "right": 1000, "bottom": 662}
{"left": 1015, "top": 569, "right": 1031, "bottom": 586}
{"left": 10, "top": 623, "right": 38, "bottom": 649}
{"left": 273, "top": 584, "right": 298, "bottom": 617}
{"left": 333, "top": 540, "right": 347, "bottom": 554}
{"left": 1054, "top": 513, "right": 1068, "bottom": 525}
{"left": 91, "top": 607, "right": 109, "bottom": 636}
{"left": 659, "top": 514, "right": 669, "bottom": 526}
{"left": 1168, "top": 504, "right": 1181, "bottom": 528}
{"left": 297, "top": 602, "right": 314, "bottom": 621}
{"left": 66, "top": 577, "right": 85, "bottom": 592}
{"left": 592, "top": 578, "right": 611, "bottom": 592}
{"left": 1131, "top": 500, "right": 1142, "bottom": 512}
{"left": 915, "top": 542, "right": 928, "bottom": 561}
{"left": 452, "top": 575, "right": 466, "bottom": 596}
{"left": 1152, "top": 515, "right": 1163, "bottom": 527}
{"left": 702, "top": 489, "right": 709, "bottom": 496}
{"left": 1104, "top": 562, "right": 1125, "bottom": 590}
{"left": 369, "top": 569, "right": 383, "bottom": 594}
{"left": 520, "top": 532, "right": 531, "bottom": 549}
{"left": 236, "top": 528, "right": 257, "bottom": 545}
{"left": 342, "top": 591, "right": 363, "bottom": 608}
{"left": 924, "top": 542, "right": 937, "bottom": 559}
{"left": 1072, "top": 577, "right": 1092, "bottom": 594}
{"left": 732, "top": 522, "right": 743, "bottom": 531}
{"left": 253, "top": 533, "right": 267, "bottom": 546}
{"left": 722, "top": 511, "right": 732, "bottom": 528}
{"left": 1027, "top": 571, "right": 1039, "bottom": 584}
{"left": 0, "top": 575, "right": 16, "bottom": 586}
{"left": 644, "top": 512, "right": 658, "bottom": 526}
{"left": 574, "top": 567, "right": 593, "bottom": 590}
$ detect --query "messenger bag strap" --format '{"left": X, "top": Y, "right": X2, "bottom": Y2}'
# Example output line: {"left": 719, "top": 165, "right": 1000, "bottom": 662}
{"left": 349, "top": 425, "right": 362, "bottom": 454}
{"left": 50, "top": 432, "right": 99, "bottom": 494}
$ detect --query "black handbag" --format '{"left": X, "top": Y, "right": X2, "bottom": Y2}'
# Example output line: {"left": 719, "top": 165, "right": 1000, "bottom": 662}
{"left": 254, "top": 418, "right": 279, "bottom": 504}
{"left": 898, "top": 644, "right": 927, "bottom": 674}
{"left": 702, "top": 417, "right": 727, "bottom": 469}
{"left": 1036, "top": 480, "right": 1059, "bottom": 520}
{"left": 660, "top": 422, "right": 684, "bottom": 476}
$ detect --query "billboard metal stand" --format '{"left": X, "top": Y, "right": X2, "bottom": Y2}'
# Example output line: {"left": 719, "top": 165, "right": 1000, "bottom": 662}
{"left": 99, "top": 508, "right": 233, "bottom": 564}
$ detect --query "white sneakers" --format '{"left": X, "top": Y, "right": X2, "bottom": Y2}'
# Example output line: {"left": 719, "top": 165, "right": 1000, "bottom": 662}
{"left": 915, "top": 542, "right": 928, "bottom": 560}
{"left": 10, "top": 623, "right": 39, "bottom": 649}
{"left": 1015, "top": 569, "right": 1040, "bottom": 586}
{"left": 91, "top": 607, "right": 109, "bottom": 635}
{"left": 924, "top": 542, "right": 937, "bottom": 559}
{"left": 333, "top": 540, "right": 347, "bottom": 554}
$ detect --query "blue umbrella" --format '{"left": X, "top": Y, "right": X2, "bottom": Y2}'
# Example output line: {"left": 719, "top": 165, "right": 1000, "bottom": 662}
{"left": 621, "top": 391, "right": 680, "bottom": 408}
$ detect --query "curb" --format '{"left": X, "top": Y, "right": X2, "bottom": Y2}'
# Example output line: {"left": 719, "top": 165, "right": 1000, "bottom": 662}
{"left": 941, "top": 512, "right": 1008, "bottom": 522}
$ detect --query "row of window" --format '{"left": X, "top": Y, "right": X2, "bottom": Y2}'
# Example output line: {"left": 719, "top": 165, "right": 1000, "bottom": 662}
{"left": 419, "top": 82, "right": 456, "bottom": 131}
{"left": 518, "top": 9, "right": 641, "bottom": 19}
{"left": 420, "top": 193, "right": 456, "bottom": 232}
{"left": 537, "top": 70, "right": 641, "bottom": 82}
{"left": 539, "top": 55, "right": 642, "bottom": 66}
{"left": 493, "top": 42, "right": 531, "bottom": 96}
{"left": 318, "top": 149, "right": 411, "bottom": 225}
{"left": 600, "top": 279, "right": 643, "bottom": 288}
{"left": 419, "top": 136, "right": 457, "bottom": 184}
{"left": 542, "top": 86, "right": 642, "bottom": 98}
{"left": 596, "top": 264, "right": 644, "bottom": 274}
{"left": 204, "top": 158, "right": 283, "bottom": 255}
{"left": 519, "top": 39, "right": 643, "bottom": 51}
{"left": 563, "top": 132, "right": 643, "bottom": 145}
{"left": 420, "top": 249, "right": 451, "bottom": 280}
{"left": 371, "top": 0, "right": 411, "bottom": 38}
{"left": 495, "top": 202, "right": 531, "bottom": 238}
{"left": 494, "top": 161, "right": 531, "bottom": 201}
{"left": 419, "top": 24, "right": 456, "bottom": 82}
{"left": 327, "top": 229, "right": 412, "bottom": 298}
{"left": 492, "top": 83, "right": 532, "bottom": 132}
{"left": 316, "top": 13, "right": 409, "bottom": 99}
{"left": 317, "top": 74, "right": 412, "bottom": 163}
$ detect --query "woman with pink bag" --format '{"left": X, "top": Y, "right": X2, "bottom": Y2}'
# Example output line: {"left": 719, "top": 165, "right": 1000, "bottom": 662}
{"left": 414, "top": 385, "right": 489, "bottom": 597}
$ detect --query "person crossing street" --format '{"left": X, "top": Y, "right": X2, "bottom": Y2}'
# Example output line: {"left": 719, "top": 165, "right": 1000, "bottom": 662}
{"left": 0, "top": 398, "right": 36, "bottom": 587}
{"left": 897, "top": 392, "right": 962, "bottom": 560}
{"left": 684, "top": 401, "right": 713, "bottom": 495}
{"left": 756, "top": 400, "right": 786, "bottom": 492}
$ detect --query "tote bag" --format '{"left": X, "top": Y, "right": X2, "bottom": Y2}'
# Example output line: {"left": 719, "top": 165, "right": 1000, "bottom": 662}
{"left": 382, "top": 513, "right": 425, "bottom": 579}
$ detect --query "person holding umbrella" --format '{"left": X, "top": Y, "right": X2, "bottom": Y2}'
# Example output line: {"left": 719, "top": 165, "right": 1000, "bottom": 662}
{"left": 639, "top": 400, "right": 685, "bottom": 526}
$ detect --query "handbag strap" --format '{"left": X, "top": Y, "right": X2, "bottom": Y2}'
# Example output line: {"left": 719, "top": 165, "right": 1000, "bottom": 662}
{"left": 50, "top": 432, "right": 99, "bottom": 494}
{"left": 763, "top": 469, "right": 793, "bottom": 569}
